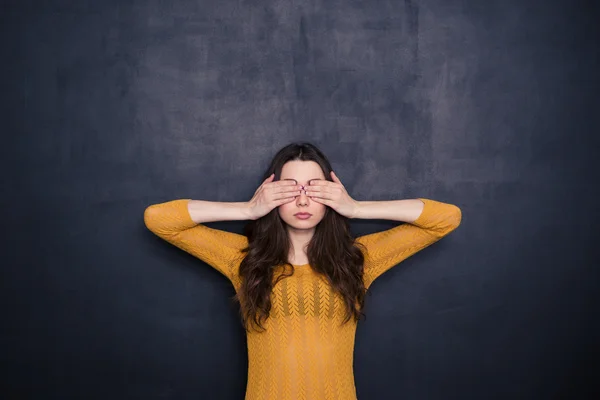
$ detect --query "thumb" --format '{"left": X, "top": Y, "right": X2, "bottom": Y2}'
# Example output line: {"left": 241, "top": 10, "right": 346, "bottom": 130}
{"left": 263, "top": 173, "right": 275, "bottom": 183}
{"left": 256, "top": 173, "right": 274, "bottom": 193}
{"left": 330, "top": 170, "right": 342, "bottom": 184}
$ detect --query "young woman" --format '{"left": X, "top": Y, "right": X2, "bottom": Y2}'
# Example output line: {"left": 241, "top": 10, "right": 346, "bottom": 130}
{"left": 144, "top": 142, "right": 462, "bottom": 400}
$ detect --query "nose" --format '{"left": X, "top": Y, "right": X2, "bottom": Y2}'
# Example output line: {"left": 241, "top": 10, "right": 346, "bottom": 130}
{"left": 296, "top": 187, "right": 309, "bottom": 205}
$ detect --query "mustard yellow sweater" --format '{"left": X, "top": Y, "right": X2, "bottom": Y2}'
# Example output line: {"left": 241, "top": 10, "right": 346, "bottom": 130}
{"left": 144, "top": 198, "right": 461, "bottom": 400}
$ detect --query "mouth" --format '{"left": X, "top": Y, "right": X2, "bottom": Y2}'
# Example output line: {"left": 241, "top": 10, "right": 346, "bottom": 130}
{"left": 295, "top": 213, "right": 312, "bottom": 218}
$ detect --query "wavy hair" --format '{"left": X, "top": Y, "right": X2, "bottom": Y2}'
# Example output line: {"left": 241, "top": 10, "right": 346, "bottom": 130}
{"left": 231, "top": 142, "right": 368, "bottom": 333}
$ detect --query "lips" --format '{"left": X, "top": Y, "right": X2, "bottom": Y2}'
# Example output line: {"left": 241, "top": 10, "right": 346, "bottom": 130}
{"left": 295, "top": 213, "right": 312, "bottom": 216}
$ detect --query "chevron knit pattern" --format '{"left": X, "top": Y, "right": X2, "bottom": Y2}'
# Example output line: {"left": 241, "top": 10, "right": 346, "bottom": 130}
{"left": 144, "top": 197, "right": 461, "bottom": 400}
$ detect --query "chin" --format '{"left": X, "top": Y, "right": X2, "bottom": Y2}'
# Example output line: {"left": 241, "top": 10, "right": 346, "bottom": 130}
{"left": 282, "top": 215, "right": 323, "bottom": 228}
{"left": 290, "top": 215, "right": 323, "bottom": 227}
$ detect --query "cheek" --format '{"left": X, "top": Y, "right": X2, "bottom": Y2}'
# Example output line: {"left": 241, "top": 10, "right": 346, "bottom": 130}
{"left": 279, "top": 202, "right": 293, "bottom": 210}
{"left": 277, "top": 202, "right": 295, "bottom": 215}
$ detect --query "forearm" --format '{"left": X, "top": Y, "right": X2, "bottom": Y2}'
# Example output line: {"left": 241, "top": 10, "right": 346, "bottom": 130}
{"left": 187, "top": 199, "right": 253, "bottom": 223}
{"left": 352, "top": 199, "right": 425, "bottom": 222}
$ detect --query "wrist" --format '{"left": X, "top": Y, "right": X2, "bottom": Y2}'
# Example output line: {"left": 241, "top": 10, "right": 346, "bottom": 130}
{"left": 244, "top": 202, "right": 255, "bottom": 220}
{"left": 351, "top": 200, "right": 362, "bottom": 219}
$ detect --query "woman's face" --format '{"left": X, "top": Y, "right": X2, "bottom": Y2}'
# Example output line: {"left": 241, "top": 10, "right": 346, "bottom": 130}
{"left": 277, "top": 160, "right": 327, "bottom": 230}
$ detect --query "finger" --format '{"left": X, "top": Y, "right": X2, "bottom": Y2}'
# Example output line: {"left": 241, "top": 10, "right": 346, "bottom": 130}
{"left": 258, "top": 174, "right": 274, "bottom": 191}
{"left": 307, "top": 190, "right": 329, "bottom": 199}
{"left": 308, "top": 179, "right": 325, "bottom": 186}
{"left": 274, "top": 183, "right": 301, "bottom": 194}
{"left": 331, "top": 172, "right": 346, "bottom": 188}
{"left": 279, "top": 196, "right": 296, "bottom": 204}
{"left": 309, "top": 196, "right": 329, "bottom": 205}
{"left": 272, "top": 191, "right": 298, "bottom": 201}
{"left": 266, "top": 179, "right": 297, "bottom": 192}
{"left": 308, "top": 178, "right": 335, "bottom": 187}
{"left": 278, "top": 190, "right": 302, "bottom": 200}
{"left": 274, "top": 186, "right": 301, "bottom": 199}
{"left": 263, "top": 173, "right": 274, "bottom": 183}
{"left": 257, "top": 174, "right": 274, "bottom": 190}
{"left": 272, "top": 178, "right": 297, "bottom": 188}
{"left": 330, "top": 171, "right": 341, "bottom": 183}
{"left": 306, "top": 186, "right": 331, "bottom": 196}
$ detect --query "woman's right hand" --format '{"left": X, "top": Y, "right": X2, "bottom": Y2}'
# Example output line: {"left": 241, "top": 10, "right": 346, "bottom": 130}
{"left": 247, "top": 174, "right": 301, "bottom": 220}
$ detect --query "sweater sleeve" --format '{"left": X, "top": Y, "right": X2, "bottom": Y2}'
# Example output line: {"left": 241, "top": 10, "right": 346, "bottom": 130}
{"left": 356, "top": 198, "right": 462, "bottom": 289}
{"left": 143, "top": 199, "right": 248, "bottom": 285}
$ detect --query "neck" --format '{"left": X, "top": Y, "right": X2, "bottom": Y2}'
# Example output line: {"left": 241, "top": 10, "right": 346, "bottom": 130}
{"left": 286, "top": 226, "right": 314, "bottom": 264}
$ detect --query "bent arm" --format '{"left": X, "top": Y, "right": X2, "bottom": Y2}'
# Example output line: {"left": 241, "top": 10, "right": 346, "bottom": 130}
{"left": 356, "top": 198, "right": 462, "bottom": 289}
{"left": 143, "top": 199, "right": 249, "bottom": 284}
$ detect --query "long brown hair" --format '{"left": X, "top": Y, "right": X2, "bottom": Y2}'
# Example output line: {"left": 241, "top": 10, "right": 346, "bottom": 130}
{"left": 231, "top": 142, "right": 369, "bottom": 333}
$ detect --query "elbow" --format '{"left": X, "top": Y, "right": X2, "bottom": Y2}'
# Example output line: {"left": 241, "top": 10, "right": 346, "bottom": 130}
{"left": 447, "top": 205, "right": 462, "bottom": 231}
{"left": 453, "top": 205, "right": 462, "bottom": 225}
{"left": 143, "top": 205, "right": 160, "bottom": 233}
{"left": 433, "top": 206, "right": 462, "bottom": 239}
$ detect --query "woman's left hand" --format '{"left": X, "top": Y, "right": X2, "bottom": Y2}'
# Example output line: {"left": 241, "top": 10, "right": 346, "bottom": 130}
{"left": 304, "top": 171, "right": 359, "bottom": 218}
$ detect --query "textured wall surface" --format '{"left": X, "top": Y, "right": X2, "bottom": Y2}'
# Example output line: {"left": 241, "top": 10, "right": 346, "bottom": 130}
{"left": 2, "top": 0, "right": 598, "bottom": 399}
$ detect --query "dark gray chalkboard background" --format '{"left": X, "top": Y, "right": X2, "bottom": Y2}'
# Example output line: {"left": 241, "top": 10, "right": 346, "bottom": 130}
{"left": 2, "top": 0, "right": 598, "bottom": 399}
